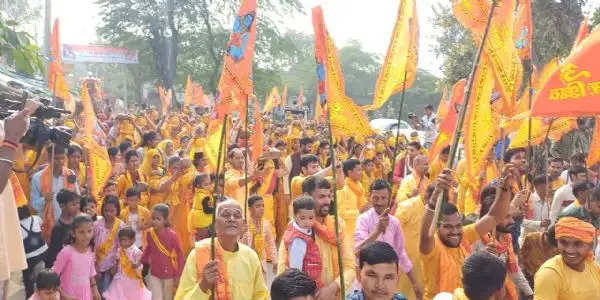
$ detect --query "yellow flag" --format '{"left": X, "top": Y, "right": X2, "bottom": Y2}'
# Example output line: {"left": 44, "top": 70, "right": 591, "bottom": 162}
{"left": 314, "top": 92, "right": 322, "bottom": 124}
{"left": 205, "top": 120, "right": 227, "bottom": 172}
{"left": 453, "top": 0, "right": 523, "bottom": 116}
{"left": 312, "top": 7, "right": 374, "bottom": 140}
{"left": 262, "top": 87, "right": 280, "bottom": 113}
{"left": 463, "top": 56, "right": 498, "bottom": 180}
{"left": 184, "top": 75, "right": 193, "bottom": 106}
{"left": 365, "top": 0, "right": 418, "bottom": 111}
{"left": 587, "top": 118, "right": 600, "bottom": 167}
{"left": 79, "top": 83, "right": 112, "bottom": 200}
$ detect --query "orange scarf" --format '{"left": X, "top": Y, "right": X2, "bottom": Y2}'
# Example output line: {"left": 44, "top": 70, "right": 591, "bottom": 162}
{"left": 346, "top": 178, "right": 366, "bottom": 209}
{"left": 248, "top": 219, "right": 264, "bottom": 263}
{"left": 10, "top": 173, "right": 27, "bottom": 207}
{"left": 482, "top": 234, "right": 519, "bottom": 300}
{"left": 195, "top": 240, "right": 231, "bottom": 300}
{"left": 96, "top": 218, "right": 122, "bottom": 264}
{"left": 149, "top": 228, "right": 179, "bottom": 271}
{"left": 40, "top": 166, "right": 75, "bottom": 242}
{"left": 257, "top": 166, "right": 276, "bottom": 196}
{"left": 119, "top": 248, "right": 143, "bottom": 287}
{"left": 312, "top": 217, "right": 342, "bottom": 277}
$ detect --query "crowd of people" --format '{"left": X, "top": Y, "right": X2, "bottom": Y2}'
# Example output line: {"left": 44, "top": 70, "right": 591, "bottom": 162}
{"left": 0, "top": 97, "right": 599, "bottom": 300}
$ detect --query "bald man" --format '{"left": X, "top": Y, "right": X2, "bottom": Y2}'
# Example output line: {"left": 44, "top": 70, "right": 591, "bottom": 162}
{"left": 175, "top": 200, "right": 268, "bottom": 299}
{"left": 395, "top": 155, "right": 430, "bottom": 205}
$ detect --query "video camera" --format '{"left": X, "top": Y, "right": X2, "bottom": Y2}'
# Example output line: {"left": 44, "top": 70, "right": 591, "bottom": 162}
{"left": 0, "top": 90, "right": 72, "bottom": 148}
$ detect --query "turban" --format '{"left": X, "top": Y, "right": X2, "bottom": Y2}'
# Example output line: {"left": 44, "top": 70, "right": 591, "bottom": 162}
{"left": 555, "top": 217, "right": 596, "bottom": 244}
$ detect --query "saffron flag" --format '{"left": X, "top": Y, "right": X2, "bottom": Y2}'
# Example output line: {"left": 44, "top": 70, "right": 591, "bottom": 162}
{"left": 531, "top": 28, "right": 600, "bottom": 117}
{"left": 572, "top": 17, "right": 589, "bottom": 54}
{"left": 281, "top": 85, "right": 288, "bottom": 107}
{"left": 314, "top": 92, "right": 322, "bottom": 123}
{"left": 364, "top": 0, "right": 418, "bottom": 111}
{"left": 298, "top": 85, "right": 305, "bottom": 107}
{"left": 587, "top": 118, "right": 600, "bottom": 167}
{"left": 463, "top": 57, "right": 498, "bottom": 181}
{"left": 215, "top": 0, "right": 257, "bottom": 119}
{"left": 436, "top": 86, "right": 449, "bottom": 126}
{"left": 312, "top": 6, "right": 373, "bottom": 139}
{"left": 251, "top": 97, "right": 263, "bottom": 162}
{"left": 453, "top": 0, "right": 523, "bottom": 116}
{"left": 48, "top": 19, "right": 73, "bottom": 111}
{"left": 79, "top": 83, "right": 112, "bottom": 200}
{"left": 158, "top": 86, "right": 172, "bottom": 115}
{"left": 428, "top": 79, "right": 466, "bottom": 161}
{"left": 184, "top": 75, "right": 193, "bottom": 106}
{"left": 514, "top": 0, "right": 533, "bottom": 60}
{"left": 510, "top": 59, "right": 577, "bottom": 148}
{"left": 263, "top": 87, "right": 280, "bottom": 113}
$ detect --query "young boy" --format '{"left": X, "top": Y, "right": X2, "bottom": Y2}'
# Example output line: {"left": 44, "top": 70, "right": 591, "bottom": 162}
{"left": 271, "top": 269, "right": 317, "bottom": 300}
{"left": 44, "top": 189, "right": 81, "bottom": 268}
{"left": 29, "top": 269, "right": 60, "bottom": 300}
{"left": 121, "top": 188, "right": 151, "bottom": 248}
{"left": 282, "top": 196, "right": 322, "bottom": 288}
{"left": 188, "top": 174, "right": 214, "bottom": 242}
{"left": 244, "top": 195, "right": 277, "bottom": 276}
{"left": 347, "top": 241, "right": 408, "bottom": 300}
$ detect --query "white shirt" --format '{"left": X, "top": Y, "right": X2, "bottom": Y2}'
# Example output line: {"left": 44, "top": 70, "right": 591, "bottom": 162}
{"left": 520, "top": 192, "right": 550, "bottom": 246}
{"left": 550, "top": 184, "right": 576, "bottom": 225}
{"left": 19, "top": 216, "right": 48, "bottom": 259}
{"left": 126, "top": 213, "right": 143, "bottom": 248}
{"left": 421, "top": 113, "right": 437, "bottom": 144}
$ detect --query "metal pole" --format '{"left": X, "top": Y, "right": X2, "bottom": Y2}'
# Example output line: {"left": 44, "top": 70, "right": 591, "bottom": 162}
{"left": 44, "top": 0, "right": 52, "bottom": 84}
{"left": 429, "top": 0, "right": 498, "bottom": 236}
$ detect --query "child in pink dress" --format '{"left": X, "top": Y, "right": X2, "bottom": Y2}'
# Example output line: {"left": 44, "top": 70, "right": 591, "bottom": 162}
{"left": 93, "top": 195, "right": 124, "bottom": 294}
{"left": 52, "top": 215, "right": 100, "bottom": 300}
{"left": 28, "top": 269, "right": 60, "bottom": 300}
{"left": 103, "top": 227, "right": 151, "bottom": 300}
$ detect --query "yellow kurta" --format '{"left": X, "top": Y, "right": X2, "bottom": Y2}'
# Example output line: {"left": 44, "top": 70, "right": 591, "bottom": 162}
{"left": 174, "top": 239, "right": 269, "bottom": 300}
{"left": 421, "top": 224, "right": 480, "bottom": 300}
{"left": 116, "top": 170, "right": 150, "bottom": 207}
{"left": 290, "top": 174, "right": 306, "bottom": 203}
{"left": 188, "top": 189, "right": 213, "bottom": 232}
{"left": 534, "top": 255, "right": 600, "bottom": 300}
{"left": 277, "top": 217, "right": 356, "bottom": 293}
{"left": 396, "top": 174, "right": 429, "bottom": 204}
{"left": 456, "top": 160, "right": 478, "bottom": 216}
{"left": 336, "top": 179, "right": 366, "bottom": 242}
{"left": 395, "top": 195, "right": 425, "bottom": 299}
{"left": 148, "top": 173, "right": 164, "bottom": 209}
{"left": 428, "top": 157, "right": 444, "bottom": 184}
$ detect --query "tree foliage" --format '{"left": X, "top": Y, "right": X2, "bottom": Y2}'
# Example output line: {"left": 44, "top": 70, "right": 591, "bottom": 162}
{"left": 0, "top": 14, "right": 44, "bottom": 75}
{"left": 431, "top": 0, "right": 587, "bottom": 86}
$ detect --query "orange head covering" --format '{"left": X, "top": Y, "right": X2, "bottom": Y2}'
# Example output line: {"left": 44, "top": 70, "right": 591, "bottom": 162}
{"left": 555, "top": 217, "right": 596, "bottom": 244}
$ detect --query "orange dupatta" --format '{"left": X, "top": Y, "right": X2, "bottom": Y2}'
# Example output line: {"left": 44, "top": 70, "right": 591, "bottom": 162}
{"left": 346, "top": 178, "right": 366, "bottom": 209}
{"left": 312, "top": 217, "right": 342, "bottom": 277}
{"left": 40, "top": 166, "right": 75, "bottom": 241}
{"left": 96, "top": 218, "right": 122, "bottom": 264}
{"left": 195, "top": 239, "right": 231, "bottom": 300}
{"left": 149, "top": 228, "right": 179, "bottom": 271}
{"left": 481, "top": 234, "right": 518, "bottom": 300}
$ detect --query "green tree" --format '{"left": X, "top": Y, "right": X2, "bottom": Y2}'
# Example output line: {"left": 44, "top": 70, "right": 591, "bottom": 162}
{"left": 0, "top": 15, "right": 44, "bottom": 75}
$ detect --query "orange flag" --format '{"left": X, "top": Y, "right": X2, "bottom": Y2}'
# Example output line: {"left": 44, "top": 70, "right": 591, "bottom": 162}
{"left": 184, "top": 75, "right": 193, "bottom": 106}
{"left": 215, "top": 0, "right": 257, "bottom": 120}
{"left": 281, "top": 85, "right": 288, "bottom": 107}
{"left": 298, "top": 85, "right": 305, "bottom": 107}
{"left": 263, "top": 87, "right": 280, "bottom": 113}
{"left": 463, "top": 57, "right": 498, "bottom": 180}
{"left": 428, "top": 79, "right": 466, "bottom": 161}
{"left": 436, "top": 86, "right": 449, "bottom": 126}
{"left": 514, "top": 0, "right": 533, "bottom": 60}
{"left": 192, "top": 83, "right": 206, "bottom": 106}
{"left": 205, "top": 119, "right": 227, "bottom": 172}
{"left": 251, "top": 98, "right": 263, "bottom": 162}
{"left": 453, "top": 0, "right": 523, "bottom": 116}
{"left": 510, "top": 58, "right": 577, "bottom": 148}
{"left": 48, "top": 19, "right": 73, "bottom": 111}
{"left": 79, "top": 83, "right": 112, "bottom": 200}
{"left": 312, "top": 6, "right": 373, "bottom": 140}
{"left": 587, "top": 118, "right": 600, "bottom": 167}
{"left": 572, "top": 17, "right": 589, "bottom": 54}
{"left": 531, "top": 28, "right": 600, "bottom": 117}
{"left": 364, "top": 0, "right": 418, "bottom": 111}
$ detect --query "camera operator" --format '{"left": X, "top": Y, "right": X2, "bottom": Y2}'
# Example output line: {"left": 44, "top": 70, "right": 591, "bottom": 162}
{"left": 0, "top": 102, "right": 39, "bottom": 300}
{"left": 421, "top": 104, "right": 437, "bottom": 149}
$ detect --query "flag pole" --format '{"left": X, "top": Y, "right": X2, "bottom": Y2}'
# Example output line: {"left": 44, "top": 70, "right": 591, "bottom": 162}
{"left": 325, "top": 106, "right": 346, "bottom": 299}
{"left": 244, "top": 95, "right": 250, "bottom": 219}
{"left": 429, "top": 0, "right": 498, "bottom": 236}
{"left": 209, "top": 114, "right": 228, "bottom": 300}
{"left": 389, "top": 17, "right": 414, "bottom": 189}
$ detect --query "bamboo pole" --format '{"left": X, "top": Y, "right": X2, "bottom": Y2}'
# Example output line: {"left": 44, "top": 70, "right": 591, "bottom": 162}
{"left": 429, "top": 0, "right": 498, "bottom": 236}
{"left": 325, "top": 109, "right": 345, "bottom": 299}
{"left": 244, "top": 95, "right": 250, "bottom": 219}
